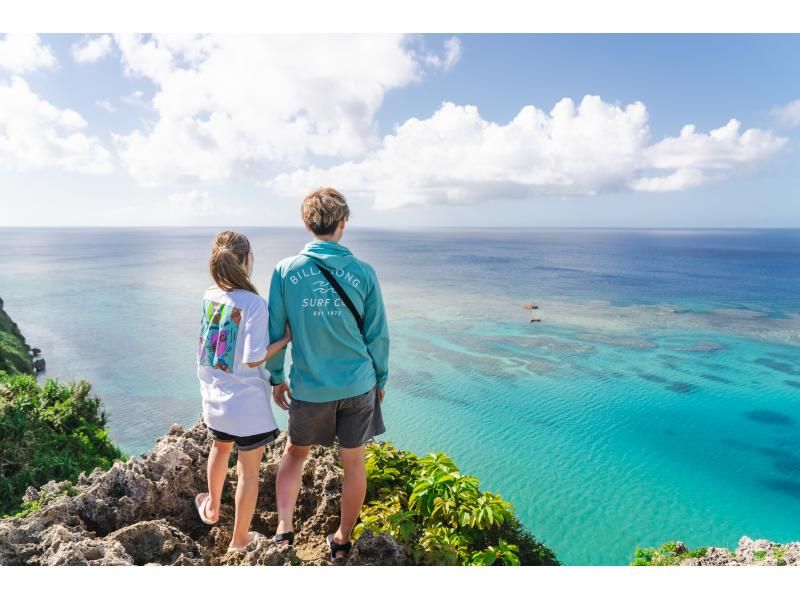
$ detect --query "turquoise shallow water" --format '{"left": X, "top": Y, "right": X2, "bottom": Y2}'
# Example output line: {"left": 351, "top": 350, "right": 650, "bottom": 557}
{"left": 1, "top": 227, "right": 799, "bottom": 564}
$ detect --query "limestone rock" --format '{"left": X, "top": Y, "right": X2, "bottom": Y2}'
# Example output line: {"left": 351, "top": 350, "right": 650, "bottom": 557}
{"left": 0, "top": 419, "right": 405, "bottom": 566}
{"left": 678, "top": 536, "right": 800, "bottom": 566}
{"left": 347, "top": 530, "right": 408, "bottom": 566}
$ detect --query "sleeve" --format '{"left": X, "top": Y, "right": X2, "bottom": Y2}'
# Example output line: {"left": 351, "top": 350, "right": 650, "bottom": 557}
{"left": 241, "top": 299, "right": 269, "bottom": 364}
{"left": 362, "top": 266, "right": 390, "bottom": 389}
{"left": 265, "top": 265, "right": 289, "bottom": 385}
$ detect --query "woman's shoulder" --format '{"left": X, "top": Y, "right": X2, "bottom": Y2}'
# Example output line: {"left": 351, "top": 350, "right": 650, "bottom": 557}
{"left": 227, "top": 288, "right": 267, "bottom": 308}
{"left": 202, "top": 286, "right": 266, "bottom": 310}
{"left": 203, "top": 285, "right": 222, "bottom": 300}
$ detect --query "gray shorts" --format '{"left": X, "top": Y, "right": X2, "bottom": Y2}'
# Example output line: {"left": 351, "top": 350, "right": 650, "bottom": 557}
{"left": 288, "top": 386, "right": 385, "bottom": 449}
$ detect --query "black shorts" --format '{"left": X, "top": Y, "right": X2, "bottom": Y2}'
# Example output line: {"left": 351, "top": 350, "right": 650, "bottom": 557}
{"left": 208, "top": 427, "right": 279, "bottom": 451}
{"left": 288, "top": 386, "right": 385, "bottom": 449}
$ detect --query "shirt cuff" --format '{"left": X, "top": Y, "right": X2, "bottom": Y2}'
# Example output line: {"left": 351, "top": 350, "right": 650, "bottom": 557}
{"left": 269, "top": 372, "right": 286, "bottom": 386}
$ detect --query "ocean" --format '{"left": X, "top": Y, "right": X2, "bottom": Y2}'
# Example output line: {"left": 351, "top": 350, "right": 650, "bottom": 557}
{"left": 1, "top": 226, "right": 799, "bottom": 565}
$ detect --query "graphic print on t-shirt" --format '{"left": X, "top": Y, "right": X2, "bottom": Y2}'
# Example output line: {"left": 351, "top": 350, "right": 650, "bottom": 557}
{"left": 198, "top": 300, "right": 242, "bottom": 372}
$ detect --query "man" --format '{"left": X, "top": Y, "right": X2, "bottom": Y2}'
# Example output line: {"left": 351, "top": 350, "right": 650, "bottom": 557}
{"left": 266, "top": 187, "right": 389, "bottom": 560}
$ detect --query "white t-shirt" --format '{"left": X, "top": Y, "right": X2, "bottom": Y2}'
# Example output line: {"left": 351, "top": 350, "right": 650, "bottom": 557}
{"left": 197, "top": 287, "right": 277, "bottom": 436}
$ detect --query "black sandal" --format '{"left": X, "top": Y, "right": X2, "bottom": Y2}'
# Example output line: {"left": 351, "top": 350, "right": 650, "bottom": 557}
{"left": 272, "top": 531, "right": 294, "bottom": 546}
{"left": 326, "top": 533, "right": 352, "bottom": 561}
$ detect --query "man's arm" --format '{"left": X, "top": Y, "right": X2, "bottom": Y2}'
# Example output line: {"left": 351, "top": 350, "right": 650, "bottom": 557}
{"left": 362, "top": 267, "right": 389, "bottom": 394}
{"left": 265, "top": 265, "right": 288, "bottom": 386}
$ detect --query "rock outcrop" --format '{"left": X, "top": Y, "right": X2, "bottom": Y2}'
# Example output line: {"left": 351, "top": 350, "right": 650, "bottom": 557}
{"left": 0, "top": 420, "right": 405, "bottom": 566}
{"left": 678, "top": 537, "right": 800, "bottom": 566}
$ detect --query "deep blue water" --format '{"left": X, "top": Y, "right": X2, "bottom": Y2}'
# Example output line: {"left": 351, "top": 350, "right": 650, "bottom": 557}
{"left": 1, "top": 227, "right": 799, "bottom": 565}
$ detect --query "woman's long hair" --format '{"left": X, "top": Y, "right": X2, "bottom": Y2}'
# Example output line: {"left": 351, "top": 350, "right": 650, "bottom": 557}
{"left": 209, "top": 231, "right": 258, "bottom": 294}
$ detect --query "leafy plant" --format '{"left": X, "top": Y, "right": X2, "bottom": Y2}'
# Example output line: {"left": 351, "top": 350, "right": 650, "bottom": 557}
{"left": 471, "top": 539, "right": 521, "bottom": 566}
{"left": 355, "top": 441, "right": 558, "bottom": 566}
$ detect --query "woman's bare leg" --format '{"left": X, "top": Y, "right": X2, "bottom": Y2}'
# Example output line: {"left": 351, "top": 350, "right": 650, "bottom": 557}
{"left": 203, "top": 440, "right": 233, "bottom": 522}
{"left": 230, "top": 445, "right": 266, "bottom": 548}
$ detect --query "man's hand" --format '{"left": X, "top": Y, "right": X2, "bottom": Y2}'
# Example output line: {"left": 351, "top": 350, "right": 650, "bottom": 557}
{"left": 377, "top": 388, "right": 385, "bottom": 403}
{"left": 272, "top": 382, "right": 292, "bottom": 411}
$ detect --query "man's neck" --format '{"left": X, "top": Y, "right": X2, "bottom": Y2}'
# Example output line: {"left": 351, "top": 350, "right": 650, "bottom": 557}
{"left": 313, "top": 235, "right": 341, "bottom": 243}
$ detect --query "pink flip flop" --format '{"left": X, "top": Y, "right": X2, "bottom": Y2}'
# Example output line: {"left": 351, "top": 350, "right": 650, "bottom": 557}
{"left": 194, "top": 493, "right": 218, "bottom": 525}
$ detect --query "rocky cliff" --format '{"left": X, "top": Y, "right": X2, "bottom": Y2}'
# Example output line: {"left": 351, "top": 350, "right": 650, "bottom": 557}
{"left": 633, "top": 538, "right": 800, "bottom": 566}
{"left": 0, "top": 419, "right": 405, "bottom": 566}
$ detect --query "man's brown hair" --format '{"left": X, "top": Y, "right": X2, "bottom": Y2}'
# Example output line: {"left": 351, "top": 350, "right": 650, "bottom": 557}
{"left": 301, "top": 187, "right": 350, "bottom": 236}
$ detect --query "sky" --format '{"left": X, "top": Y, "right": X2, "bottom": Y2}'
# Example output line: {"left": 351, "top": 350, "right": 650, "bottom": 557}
{"left": 0, "top": 33, "right": 799, "bottom": 228}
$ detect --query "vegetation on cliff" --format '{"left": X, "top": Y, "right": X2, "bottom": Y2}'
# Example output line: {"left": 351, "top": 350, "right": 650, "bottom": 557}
{"left": 0, "top": 301, "right": 34, "bottom": 376}
{"left": 0, "top": 372, "right": 124, "bottom": 516}
{"left": 631, "top": 541, "right": 708, "bottom": 565}
{"left": 0, "top": 300, "right": 123, "bottom": 516}
{"left": 355, "top": 442, "right": 559, "bottom": 565}
{"left": 631, "top": 537, "right": 799, "bottom": 566}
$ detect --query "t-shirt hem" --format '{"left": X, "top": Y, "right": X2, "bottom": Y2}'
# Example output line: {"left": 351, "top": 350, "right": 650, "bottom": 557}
{"left": 291, "top": 378, "right": 377, "bottom": 403}
{"left": 242, "top": 350, "right": 267, "bottom": 364}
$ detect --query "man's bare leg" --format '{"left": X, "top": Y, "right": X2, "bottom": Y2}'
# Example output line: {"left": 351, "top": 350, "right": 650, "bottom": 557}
{"left": 333, "top": 445, "right": 367, "bottom": 555}
{"left": 275, "top": 441, "right": 310, "bottom": 541}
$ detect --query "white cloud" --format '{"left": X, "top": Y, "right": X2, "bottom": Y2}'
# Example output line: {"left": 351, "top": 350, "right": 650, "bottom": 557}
{"left": 96, "top": 99, "right": 115, "bottom": 112}
{"left": 0, "top": 76, "right": 113, "bottom": 174}
{"left": 267, "top": 96, "right": 786, "bottom": 208}
{"left": 72, "top": 34, "right": 113, "bottom": 64}
{"left": 111, "top": 34, "right": 434, "bottom": 186}
{"left": 167, "top": 190, "right": 213, "bottom": 215}
{"left": 121, "top": 90, "right": 146, "bottom": 106}
{"left": 0, "top": 33, "right": 57, "bottom": 74}
{"left": 771, "top": 99, "right": 800, "bottom": 128}
{"left": 423, "top": 37, "right": 462, "bottom": 71}
{"left": 631, "top": 120, "right": 784, "bottom": 191}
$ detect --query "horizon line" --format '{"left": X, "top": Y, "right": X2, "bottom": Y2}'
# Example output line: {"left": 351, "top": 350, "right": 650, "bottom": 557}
{"left": 1, "top": 225, "right": 800, "bottom": 231}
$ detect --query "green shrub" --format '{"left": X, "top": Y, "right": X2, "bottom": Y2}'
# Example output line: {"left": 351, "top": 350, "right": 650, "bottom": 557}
{"left": 354, "top": 442, "right": 558, "bottom": 566}
{"left": 774, "top": 547, "right": 786, "bottom": 565}
{"left": 0, "top": 372, "right": 124, "bottom": 516}
{"left": 631, "top": 541, "right": 708, "bottom": 566}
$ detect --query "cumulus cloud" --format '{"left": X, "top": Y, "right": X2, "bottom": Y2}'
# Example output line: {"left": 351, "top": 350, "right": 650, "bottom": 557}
{"left": 167, "top": 190, "right": 213, "bottom": 215}
{"left": 267, "top": 96, "right": 787, "bottom": 208}
{"left": 111, "top": 34, "right": 439, "bottom": 186}
{"left": 0, "top": 76, "right": 113, "bottom": 174}
{"left": 0, "top": 33, "right": 57, "bottom": 74}
{"left": 72, "top": 34, "right": 113, "bottom": 64}
{"left": 423, "top": 37, "right": 462, "bottom": 71}
{"left": 771, "top": 99, "right": 800, "bottom": 128}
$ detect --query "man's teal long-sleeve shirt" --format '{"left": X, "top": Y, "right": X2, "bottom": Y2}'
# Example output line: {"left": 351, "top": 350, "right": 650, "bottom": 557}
{"left": 265, "top": 240, "right": 389, "bottom": 402}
